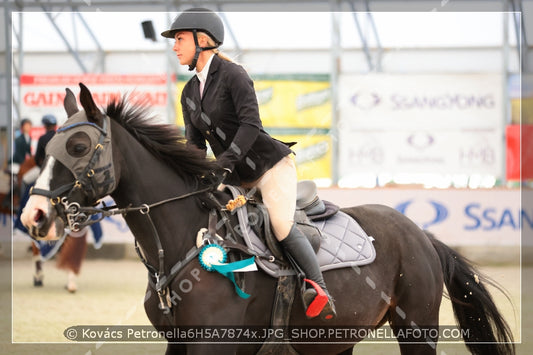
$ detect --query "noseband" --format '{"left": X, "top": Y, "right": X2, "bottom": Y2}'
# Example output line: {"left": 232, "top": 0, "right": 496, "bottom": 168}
{"left": 30, "top": 117, "right": 116, "bottom": 232}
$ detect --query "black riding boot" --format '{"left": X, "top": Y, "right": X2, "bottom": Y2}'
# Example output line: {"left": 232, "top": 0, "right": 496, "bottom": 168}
{"left": 281, "top": 224, "right": 336, "bottom": 321}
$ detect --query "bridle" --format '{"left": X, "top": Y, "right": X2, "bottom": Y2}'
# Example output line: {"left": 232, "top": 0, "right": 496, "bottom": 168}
{"left": 30, "top": 117, "right": 115, "bottom": 232}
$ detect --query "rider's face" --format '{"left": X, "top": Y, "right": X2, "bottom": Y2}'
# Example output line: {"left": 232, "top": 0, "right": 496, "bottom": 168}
{"left": 173, "top": 31, "right": 196, "bottom": 66}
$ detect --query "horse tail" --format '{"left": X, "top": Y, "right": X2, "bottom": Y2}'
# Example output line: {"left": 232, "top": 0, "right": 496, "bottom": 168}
{"left": 425, "top": 231, "right": 515, "bottom": 355}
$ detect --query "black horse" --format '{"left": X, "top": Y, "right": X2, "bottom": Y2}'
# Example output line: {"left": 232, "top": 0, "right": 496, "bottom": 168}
{"left": 21, "top": 83, "right": 515, "bottom": 355}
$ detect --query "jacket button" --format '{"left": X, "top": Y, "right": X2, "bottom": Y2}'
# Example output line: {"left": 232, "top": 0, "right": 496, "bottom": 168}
{"left": 206, "top": 130, "right": 210, "bottom": 135}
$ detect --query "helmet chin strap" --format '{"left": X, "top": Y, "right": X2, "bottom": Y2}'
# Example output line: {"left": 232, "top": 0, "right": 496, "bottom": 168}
{"left": 188, "top": 29, "right": 218, "bottom": 71}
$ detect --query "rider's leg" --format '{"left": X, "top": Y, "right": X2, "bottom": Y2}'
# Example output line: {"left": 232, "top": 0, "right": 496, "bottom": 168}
{"left": 280, "top": 224, "right": 336, "bottom": 320}
{"left": 255, "top": 155, "right": 336, "bottom": 320}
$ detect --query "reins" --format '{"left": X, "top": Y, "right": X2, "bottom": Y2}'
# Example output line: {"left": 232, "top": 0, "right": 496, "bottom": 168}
{"left": 74, "top": 183, "right": 214, "bottom": 226}
{"left": 75, "top": 179, "right": 219, "bottom": 315}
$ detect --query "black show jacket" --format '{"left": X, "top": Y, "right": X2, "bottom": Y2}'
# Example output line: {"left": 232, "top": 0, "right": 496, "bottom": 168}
{"left": 181, "top": 54, "right": 293, "bottom": 186}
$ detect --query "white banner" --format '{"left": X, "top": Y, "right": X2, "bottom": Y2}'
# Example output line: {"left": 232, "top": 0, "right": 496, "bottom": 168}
{"left": 340, "top": 130, "right": 501, "bottom": 175}
{"left": 19, "top": 74, "right": 170, "bottom": 126}
{"left": 338, "top": 74, "right": 504, "bottom": 177}
{"left": 319, "top": 188, "right": 525, "bottom": 247}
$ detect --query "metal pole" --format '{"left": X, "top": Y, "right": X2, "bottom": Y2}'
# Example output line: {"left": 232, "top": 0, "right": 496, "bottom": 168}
{"left": 330, "top": 0, "right": 341, "bottom": 186}
{"left": 14, "top": 10, "right": 23, "bottom": 122}
{"left": 41, "top": 10, "right": 88, "bottom": 73}
{"left": 364, "top": 0, "right": 382, "bottom": 72}
{"left": 516, "top": 0, "right": 528, "bottom": 72}
{"left": 502, "top": 10, "right": 510, "bottom": 186}
{"left": 165, "top": 1, "right": 176, "bottom": 124}
{"left": 5, "top": 1, "right": 13, "bottom": 164}
{"left": 509, "top": 0, "right": 524, "bottom": 72}
{"left": 349, "top": 1, "right": 373, "bottom": 72}
{"left": 216, "top": 6, "right": 242, "bottom": 61}
{"left": 75, "top": 11, "right": 106, "bottom": 72}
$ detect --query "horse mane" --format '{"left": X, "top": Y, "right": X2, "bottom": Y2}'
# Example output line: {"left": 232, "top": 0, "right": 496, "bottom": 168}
{"left": 104, "top": 95, "right": 219, "bottom": 178}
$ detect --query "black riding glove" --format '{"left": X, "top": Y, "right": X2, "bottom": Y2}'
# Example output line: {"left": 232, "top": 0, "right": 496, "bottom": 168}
{"left": 202, "top": 167, "right": 231, "bottom": 187}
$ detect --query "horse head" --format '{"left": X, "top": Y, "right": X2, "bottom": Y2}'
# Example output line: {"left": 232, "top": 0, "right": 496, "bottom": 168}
{"left": 21, "top": 83, "right": 116, "bottom": 241}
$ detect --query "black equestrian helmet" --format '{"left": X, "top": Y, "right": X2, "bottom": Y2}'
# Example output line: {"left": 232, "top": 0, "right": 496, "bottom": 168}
{"left": 160, "top": 8, "right": 224, "bottom": 45}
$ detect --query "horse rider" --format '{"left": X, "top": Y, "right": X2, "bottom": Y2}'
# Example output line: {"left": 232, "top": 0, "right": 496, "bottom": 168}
{"left": 161, "top": 8, "right": 336, "bottom": 320}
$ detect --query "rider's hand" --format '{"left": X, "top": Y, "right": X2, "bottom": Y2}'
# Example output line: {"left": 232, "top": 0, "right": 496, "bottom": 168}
{"left": 202, "top": 167, "right": 231, "bottom": 187}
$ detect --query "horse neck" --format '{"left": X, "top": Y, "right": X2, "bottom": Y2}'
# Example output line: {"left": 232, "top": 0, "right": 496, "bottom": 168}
{"left": 108, "top": 120, "right": 207, "bottom": 269}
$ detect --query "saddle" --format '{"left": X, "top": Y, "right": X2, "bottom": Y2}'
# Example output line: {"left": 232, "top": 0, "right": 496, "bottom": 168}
{"left": 224, "top": 180, "right": 376, "bottom": 278}
{"left": 244, "top": 180, "right": 338, "bottom": 264}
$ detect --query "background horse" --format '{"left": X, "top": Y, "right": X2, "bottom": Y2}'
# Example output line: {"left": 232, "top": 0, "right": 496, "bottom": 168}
{"left": 21, "top": 83, "right": 515, "bottom": 355}
{"left": 12, "top": 157, "right": 89, "bottom": 291}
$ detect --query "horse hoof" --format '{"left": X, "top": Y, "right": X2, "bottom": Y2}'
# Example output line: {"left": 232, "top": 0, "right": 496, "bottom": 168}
{"left": 33, "top": 274, "right": 44, "bottom": 287}
{"left": 66, "top": 272, "right": 77, "bottom": 293}
{"left": 65, "top": 281, "right": 77, "bottom": 293}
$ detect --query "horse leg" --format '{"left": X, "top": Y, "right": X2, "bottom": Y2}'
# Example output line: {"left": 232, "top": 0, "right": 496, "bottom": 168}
{"left": 66, "top": 271, "right": 77, "bottom": 293}
{"left": 386, "top": 230, "right": 443, "bottom": 355}
{"left": 390, "top": 316, "right": 439, "bottom": 355}
{"left": 32, "top": 243, "right": 43, "bottom": 287}
{"left": 388, "top": 268, "right": 442, "bottom": 355}
{"left": 57, "top": 232, "right": 88, "bottom": 293}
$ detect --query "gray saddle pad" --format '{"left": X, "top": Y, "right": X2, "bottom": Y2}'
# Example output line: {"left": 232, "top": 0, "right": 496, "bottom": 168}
{"left": 226, "top": 186, "right": 376, "bottom": 278}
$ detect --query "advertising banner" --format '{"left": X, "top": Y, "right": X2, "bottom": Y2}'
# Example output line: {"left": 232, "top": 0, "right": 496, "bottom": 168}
{"left": 319, "top": 188, "right": 524, "bottom": 247}
{"left": 509, "top": 73, "right": 533, "bottom": 125}
{"left": 274, "top": 133, "right": 331, "bottom": 182}
{"left": 255, "top": 79, "right": 331, "bottom": 128}
{"left": 340, "top": 130, "right": 500, "bottom": 176}
{"left": 506, "top": 124, "right": 533, "bottom": 181}
{"left": 338, "top": 74, "right": 504, "bottom": 178}
{"left": 175, "top": 76, "right": 331, "bottom": 128}
{"left": 19, "top": 74, "right": 169, "bottom": 126}
{"left": 175, "top": 77, "right": 332, "bottom": 181}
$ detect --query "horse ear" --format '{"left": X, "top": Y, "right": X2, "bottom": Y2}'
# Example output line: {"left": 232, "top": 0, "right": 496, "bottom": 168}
{"left": 79, "top": 82, "right": 104, "bottom": 126}
{"left": 63, "top": 88, "right": 79, "bottom": 117}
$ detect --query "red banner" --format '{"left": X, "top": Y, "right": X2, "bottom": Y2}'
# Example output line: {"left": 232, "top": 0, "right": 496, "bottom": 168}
{"left": 506, "top": 124, "right": 533, "bottom": 180}
{"left": 19, "top": 74, "right": 171, "bottom": 126}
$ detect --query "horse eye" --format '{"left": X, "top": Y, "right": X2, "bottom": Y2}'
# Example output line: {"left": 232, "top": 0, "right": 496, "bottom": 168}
{"left": 74, "top": 144, "right": 87, "bottom": 154}
{"left": 66, "top": 132, "right": 91, "bottom": 157}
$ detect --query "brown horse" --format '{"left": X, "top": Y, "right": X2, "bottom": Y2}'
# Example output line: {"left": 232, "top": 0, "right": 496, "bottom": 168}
{"left": 21, "top": 83, "right": 515, "bottom": 355}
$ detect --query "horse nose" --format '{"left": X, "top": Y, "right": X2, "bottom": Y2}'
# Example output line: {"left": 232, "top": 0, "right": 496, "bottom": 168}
{"left": 32, "top": 207, "right": 47, "bottom": 229}
{"left": 22, "top": 207, "right": 49, "bottom": 240}
{"left": 21, "top": 205, "right": 46, "bottom": 229}
{"left": 21, "top": 195, "right": 52, "bottom": 236}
